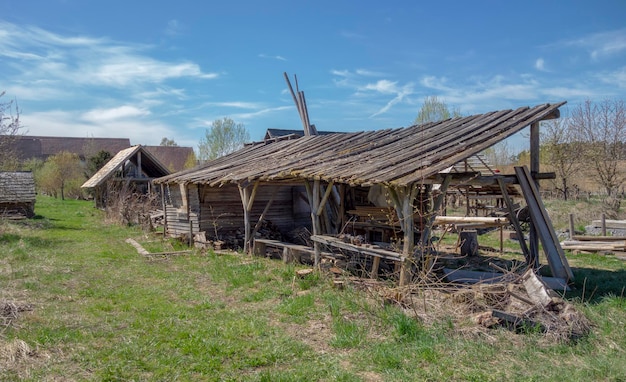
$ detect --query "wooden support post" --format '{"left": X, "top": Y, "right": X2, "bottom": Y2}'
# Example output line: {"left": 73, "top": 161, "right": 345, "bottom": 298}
{"left": 337, "top": 184, "right": 346, "bottom": 229}
{"left": 529, "top": 121, "right": 540, "bottom": 268}
{"left": 137, "top": 151, "right": 142, "bottom": 178}
{"left": 497, "top": 177, "right": 531, "bottom": 264}
{"left": 304, "top": 179, "right": 322, "bottom": 267}
{"left": 420, "top": 175, "right": 452, "bottom": 257}
{"left": 569, "top": 213, "right": 575, "bottom": 240}
{"left": 371, "top": 256, "right": 380, "bottom": 279}
{"left": 161, "top": 183, "right": 167, "bottom": 237}
{"left": 601, "top": 213, "right": 607, "bottom": 236}
{"left": 238, "top": 184, "right": 251, "bottom": 254}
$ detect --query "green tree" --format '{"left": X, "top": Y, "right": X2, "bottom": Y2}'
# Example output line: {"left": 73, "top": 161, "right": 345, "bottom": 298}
{"left": 160, "top": 137, "right": 179, "bottom": 146}
{"left": 0, "top": 91, "right": 23, "bottom": 170}
{"left": 86, "top": 150, "right": 113, "bottom": 178}
{"left": 38, "top": 151, "right": 83, "bottom": 200}
{"left": 197, "top": 117, "right": 250, "bottom": 161}
{"left": 183, "top": 151, "right": 197, "bottom": 169}
{"left": 414, "top": 95, "right": 461, "bottom": 125}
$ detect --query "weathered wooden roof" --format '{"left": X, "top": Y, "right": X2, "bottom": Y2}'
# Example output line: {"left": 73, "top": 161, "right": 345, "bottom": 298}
{"left": 143, "top": 146, "right": 194, "bottom": 172}
{"left": 82, "top": 145, "right": 171, "bottom": 188}
{"left": 156, "top": 102, "right": 565, "bottom": 188}
{"left": 0, "top": 171, "right": 36, "bottom": 203}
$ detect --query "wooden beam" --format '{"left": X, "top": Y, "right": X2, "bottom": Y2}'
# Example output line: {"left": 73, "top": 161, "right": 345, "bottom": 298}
{"left": 238, "top": 184, "right": 252, "bottom": 254}
{"left": 316, "top": 180, "right": 335, "bottom": 216}
{"left": 497, "top": 176, "right": 532, "bottom": 264}
{"left": 246, "top": 180, "right": 260, "bottom": 212}
{"left": 251, "top": 195, "right": 275, "bottom": 241}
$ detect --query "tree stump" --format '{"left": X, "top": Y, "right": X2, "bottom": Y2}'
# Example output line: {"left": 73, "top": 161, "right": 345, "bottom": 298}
{"left": 460, "top": 230, "right": 479, "bottom": 256}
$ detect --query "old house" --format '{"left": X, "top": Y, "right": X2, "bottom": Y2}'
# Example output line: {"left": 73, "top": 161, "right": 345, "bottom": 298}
{"left": 82, "top": 145, "right": 171, "bottom": 208}
{"left": 0, "top": 171, "right": 36, "bottom": 218}
{"left": 154, "top": 102, "right": 572, "bottom": 286}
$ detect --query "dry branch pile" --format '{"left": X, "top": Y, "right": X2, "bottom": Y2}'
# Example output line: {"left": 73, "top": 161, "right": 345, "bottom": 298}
{"left": 344, "top": 269, "right": 590, "bottom": 342}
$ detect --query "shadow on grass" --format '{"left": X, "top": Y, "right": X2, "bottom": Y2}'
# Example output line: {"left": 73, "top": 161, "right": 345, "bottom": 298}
{"left": 0, "top": 232, "right": 59, "bottom": 248}
{"left": 435, "top": 250, "right": 625, "bottom": 304}
{"left": 566, "top": 267, "right": 626, "bottom": 303}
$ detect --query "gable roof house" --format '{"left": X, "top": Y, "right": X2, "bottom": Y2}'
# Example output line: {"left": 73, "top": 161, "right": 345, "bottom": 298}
{"left": 0, "top": 171, "right": 36, "bottom": 219}
{"left": 154, "top": 102, "right": 573, "bottom": 286}
{"left": 82, "top": 145, "right": 171, "bottom": 208}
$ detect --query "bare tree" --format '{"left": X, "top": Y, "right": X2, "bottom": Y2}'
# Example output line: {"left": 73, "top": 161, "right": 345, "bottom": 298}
{"left": 0, "top": 91, "right": 23, "bottom": 170}
{"left": 197, "top": 117, "right": 249, "bottom": 161}
{"left": 571, "top": 99, "right": 626, "bottom": 216}
{"left": 540, "top": 117, "right": 583, "bottom": 200}
{"left": 571, "top": 99, "right": 626, "bottom": 196}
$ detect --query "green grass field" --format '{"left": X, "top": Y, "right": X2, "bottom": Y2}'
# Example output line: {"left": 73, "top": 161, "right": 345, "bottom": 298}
{"left": 1, "top": 196, "right": 625, "bottom": 381}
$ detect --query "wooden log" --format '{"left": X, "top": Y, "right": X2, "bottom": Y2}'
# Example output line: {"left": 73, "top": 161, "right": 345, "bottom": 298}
{"left": 459, "top": 230, "right": 478, "bottom": 256}
{"left": 571, "top": 235, "right": 626, "bottom": 241}
{"left": 591, "top": 219, "right": 626, "bottom": 229}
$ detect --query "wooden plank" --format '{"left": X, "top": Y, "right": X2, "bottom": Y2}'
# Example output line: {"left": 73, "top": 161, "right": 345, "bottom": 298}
{"left": 515, "top": 166, "right": 573, "bottom": 281}
{"left": 572, "top": 235, "right": 626, "bottom": 241}
{"left": 443, "top": 268, "right": 569, "bottom": 291}
{"left": 311, "top": 235, "right": 404, "bottom": 261}
{"left": 591, "top": 219, "right": 626, "bottom": 229}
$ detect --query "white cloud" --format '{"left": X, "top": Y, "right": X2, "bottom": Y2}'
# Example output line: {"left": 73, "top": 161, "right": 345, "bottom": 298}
{"left": 81, "top": 105, "right": 150, "bottom": 123}
{"left": 535, "top": 58, "right": 547, "bottom": 71}
{"left": 564, "top": 28, "right": 626, "bottom": 60}
{"left": 165, "top": 19, "right": 183, "bottom": 36}
{"left": 258, "top": 53, "right": 287, "bottom": 61}
{"left": 0, "top": 21, "right": 219, "bottom": 93}
{"left": 202, "top": 101, "right": 264, "bottom": 109}
{"left": 363, "top": 80, "right": 400, "bottom": 95}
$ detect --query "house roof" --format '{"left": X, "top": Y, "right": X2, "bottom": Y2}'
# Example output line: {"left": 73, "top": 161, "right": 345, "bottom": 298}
{"left": 143, "top": 146, "right": 194, "bottom": 172}
{"left": 82, "top": 145, "right": 171, "bottom": 188}
{"left": 0, "top": 171, "right": 36, "bottom": 203}
{"left": 155, "top": 102, "right": 564, "bottom": 188}
{"left": 15, "top": 136, "right": 131, "bottom": 160}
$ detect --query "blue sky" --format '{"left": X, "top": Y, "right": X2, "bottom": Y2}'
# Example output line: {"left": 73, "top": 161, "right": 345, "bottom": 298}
{"left": 1, "top": 1, "right": 625, "bottom": 152}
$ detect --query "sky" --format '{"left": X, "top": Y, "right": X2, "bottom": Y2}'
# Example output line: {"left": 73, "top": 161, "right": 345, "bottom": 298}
{"left": 1, "top": 1, "right": 625, "bottom": 152}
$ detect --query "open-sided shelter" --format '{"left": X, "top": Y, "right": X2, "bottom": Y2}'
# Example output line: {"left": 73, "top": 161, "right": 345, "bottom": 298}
{"left": 154, "top": 102, "right": 572, "bottom": 285}
{"left": 82, "top": 145, "right": 170, "bottom": 208}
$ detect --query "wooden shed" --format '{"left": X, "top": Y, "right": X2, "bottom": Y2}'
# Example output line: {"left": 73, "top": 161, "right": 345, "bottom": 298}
{"left": 154, "top": 102, "right": 573, "bottom": 285}
{"left": 0, "top": 171, "right": 36, "bottom": 219}
{"left": 82, "top": 145, "right": 171, "bottom": 208}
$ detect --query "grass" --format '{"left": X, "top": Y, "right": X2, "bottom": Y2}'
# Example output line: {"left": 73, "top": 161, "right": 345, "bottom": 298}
{"left": 0, "top": 196, "right": 625, "bottom": 381}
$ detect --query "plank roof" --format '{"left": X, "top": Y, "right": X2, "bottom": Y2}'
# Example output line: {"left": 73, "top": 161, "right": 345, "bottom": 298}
{"left": 0, "top": 171, "right": 36, "bottom": 203}
{"left": 82, "top": 145, "right": 171, "bottom": 188}
{"left": 155, "top": 102, "right": 565, "bottom": 188}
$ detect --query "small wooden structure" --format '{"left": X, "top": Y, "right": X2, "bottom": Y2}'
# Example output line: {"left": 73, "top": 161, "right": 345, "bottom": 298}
{"left": 155, "top": 102, "right": 574, "bottom": 285}
{"left": 82, "top": 145, "right": 171, "bottom": 208}
{"left": 0, "top": 171, "right": 36, "bottom": 219}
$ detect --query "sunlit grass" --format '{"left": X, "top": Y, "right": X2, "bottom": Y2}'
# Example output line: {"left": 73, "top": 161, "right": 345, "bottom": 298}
{"left": 0, "top": 195, "right": 625, "bottom": 381}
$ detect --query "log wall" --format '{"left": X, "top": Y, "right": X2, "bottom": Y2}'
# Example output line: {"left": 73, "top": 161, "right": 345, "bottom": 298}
{"left": 163, "top": 182, "right": 310, "bottom": 240}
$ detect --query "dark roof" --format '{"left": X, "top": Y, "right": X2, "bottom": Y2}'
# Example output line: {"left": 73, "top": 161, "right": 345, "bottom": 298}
{"left": 82, "top": 145, "right": 170, "bottom": 188}
{"left": 156, "top": 102, "right": 565, "bottom": 188}
{"left": 0, "top": 171, "right": 36, "bottom": 203}
{"left": 144, "top": 146, "right": 194, "bottom": 172}
{"left": 15, "top": 136, "right": 131, "bottom": 160}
